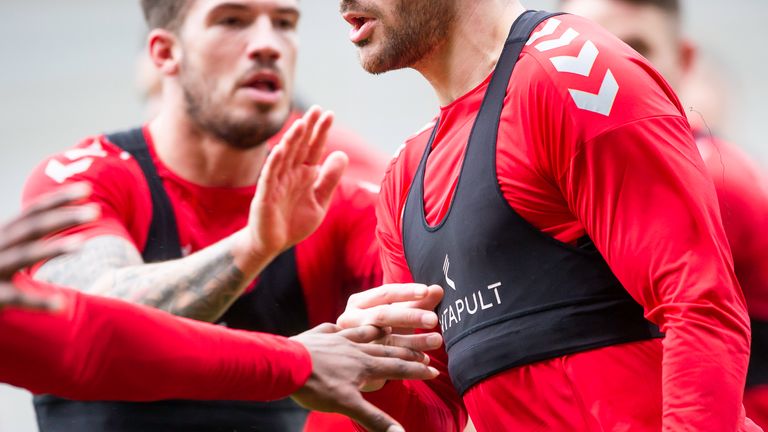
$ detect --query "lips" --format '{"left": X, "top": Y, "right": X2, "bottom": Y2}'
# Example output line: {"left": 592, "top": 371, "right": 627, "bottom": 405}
{"left": 238, "top": 71, "right": 283, "bottom": 105}
{"left": 342, "top": 12, "right": 377, "bottom": 44}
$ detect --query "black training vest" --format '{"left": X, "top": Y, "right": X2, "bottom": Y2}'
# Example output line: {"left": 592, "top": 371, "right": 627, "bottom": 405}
{"left": 401, "top": 10, "right": 663, "bottom": 395}
{"left": 34, "top": 128, "right": 312, "bottom": 432}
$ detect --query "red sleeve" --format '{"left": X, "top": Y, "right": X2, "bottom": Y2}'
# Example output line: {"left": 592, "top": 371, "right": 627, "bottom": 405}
{"left": 21, "top": 135, "right": 152, "bottom": 264}
{"left": 0, "top": 275, "right": 311, "bottom": 401}
{"left": 516, "top": 16, "right": 752, "bottom": 430}
{"left": 341, "top": 156, "right": 466, "bottom": 432}
{"left": 561, "top": 117, "right": 750, "bottom": 431}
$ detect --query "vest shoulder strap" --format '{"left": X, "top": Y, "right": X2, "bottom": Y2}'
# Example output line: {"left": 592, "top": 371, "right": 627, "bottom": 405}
{"left": 106, "top": 128, "right": 182, "bottom": 262}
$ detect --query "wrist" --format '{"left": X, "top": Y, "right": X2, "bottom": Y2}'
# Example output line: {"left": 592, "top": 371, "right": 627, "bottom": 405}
{"left": 230, "top": 229, "right": 280, "bottom": 276}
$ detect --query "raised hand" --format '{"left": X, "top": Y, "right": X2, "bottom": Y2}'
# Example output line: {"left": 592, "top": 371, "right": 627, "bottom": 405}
{"left": 0, "top": 183, "right": 98, "bottom": 310}
{"left": 291, "top": 323, "right": 439, "bottom": 432}
{"left": 246, "top": 106, "right": 348, "bottom": 256}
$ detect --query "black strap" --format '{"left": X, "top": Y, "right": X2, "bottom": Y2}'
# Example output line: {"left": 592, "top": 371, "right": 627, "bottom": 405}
{"left": 106, "top": 128, "right": 182, "bottom": 262}
{"left": 474, "top": 10, "right": 563, "bottom": 178}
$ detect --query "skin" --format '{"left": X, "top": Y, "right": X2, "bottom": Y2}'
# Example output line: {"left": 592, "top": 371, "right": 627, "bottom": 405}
{"left": 340, "top": 0, "right": 526, "bottom": 105}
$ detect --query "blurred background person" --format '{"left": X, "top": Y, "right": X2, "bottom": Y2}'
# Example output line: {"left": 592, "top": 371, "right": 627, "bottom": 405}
{"left": 560, "top": 0, "right": 768, "bottom": 427}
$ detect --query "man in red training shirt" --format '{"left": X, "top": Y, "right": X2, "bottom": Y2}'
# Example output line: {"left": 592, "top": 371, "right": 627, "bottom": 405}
{"left": 334, "top": 0, "right": 760, "bottom": 430}
{"left": 22, "top": 2, "right": 439, "bottom": 430}
{"left": 560, "top": 0, "right": 768, "bottom": 428}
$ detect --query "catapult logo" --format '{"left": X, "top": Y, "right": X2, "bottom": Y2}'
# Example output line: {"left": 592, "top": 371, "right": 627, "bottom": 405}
{"left": 439, "top": 254, "right": 503, "bottom": 333}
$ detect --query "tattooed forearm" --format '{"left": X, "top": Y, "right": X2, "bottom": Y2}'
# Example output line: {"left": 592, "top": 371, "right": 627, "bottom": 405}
{"left": 35, "top": 235, "right": 254, "bottom": 322}
{"left": 35, "top": 236, "right": 143, "bottom": 291}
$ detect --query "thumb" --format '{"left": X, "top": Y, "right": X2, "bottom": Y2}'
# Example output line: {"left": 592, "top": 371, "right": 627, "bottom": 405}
{"left": 314, "top": 151, "right": 348, "bottom": 209}
{"left": 340, "top": 395, "right": 405, "bottom": 432}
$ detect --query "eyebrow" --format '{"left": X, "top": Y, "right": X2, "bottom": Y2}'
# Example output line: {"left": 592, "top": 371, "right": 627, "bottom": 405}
{"left": 207, "top": 2, "right": 301, "bottom": 19}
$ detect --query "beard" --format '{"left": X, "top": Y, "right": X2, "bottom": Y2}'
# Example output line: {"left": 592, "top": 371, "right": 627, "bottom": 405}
{"left": 344, "top": 0, "right": 457, "bottom": 74}
{"left": 180, "top": 61, "right": 288, "bottom": 150}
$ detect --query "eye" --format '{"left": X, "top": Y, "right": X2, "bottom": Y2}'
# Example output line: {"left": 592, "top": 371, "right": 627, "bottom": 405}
{"left": 218, "top": 16, "right": 246, "bottom": 27}
{"left": 274, "top": 17, "right": 297, "bottom": 31}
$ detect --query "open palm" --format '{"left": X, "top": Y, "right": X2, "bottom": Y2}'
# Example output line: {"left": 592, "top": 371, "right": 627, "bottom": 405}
{"left": 248, "top": 107, "right": 348, "bottom": 255}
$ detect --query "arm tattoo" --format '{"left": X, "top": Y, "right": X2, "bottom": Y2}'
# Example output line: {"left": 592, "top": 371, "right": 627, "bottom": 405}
{"left": 36, "top": 235, "right": 249, "bottom": 322}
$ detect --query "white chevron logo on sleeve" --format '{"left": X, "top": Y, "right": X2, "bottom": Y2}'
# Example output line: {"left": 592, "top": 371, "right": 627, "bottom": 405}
{"left": 550, "top": 40, "right": 599, "bottom": 76}
{"left": 535, "top": 28, "right": 579, "bottom": 52}
{"left": 526, "top": 18, "right": 561, "bottom": 46}
{"left": 44, "top": 158, "right": 94, "bottom": 184}
{"left": 568, "top": 69, "right": 619, "bottom": 116}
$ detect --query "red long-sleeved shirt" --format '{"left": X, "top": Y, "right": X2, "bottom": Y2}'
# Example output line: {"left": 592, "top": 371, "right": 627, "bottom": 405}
{"left": 1, "top": 274, "right": 311, "bottom": 401}
{"left": 360, "top": 14, "right": 754, "bottom": 432}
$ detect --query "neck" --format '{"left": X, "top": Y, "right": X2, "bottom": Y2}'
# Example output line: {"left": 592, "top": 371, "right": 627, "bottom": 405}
{"left": 414, "top": 1, "right": 526, "bottom": 106}
{"left": 148, "top": 90, "right": 267, "bottom": 188}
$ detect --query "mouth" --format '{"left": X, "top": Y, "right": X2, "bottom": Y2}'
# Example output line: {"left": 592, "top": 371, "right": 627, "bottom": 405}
{"left": 241, "top": 71, "right": 282, "bottom": 93}
{"left": 238, "top": 71, "right": 284, "bottom": 105}
{"left": 342, "top": 12, "right": 377, "bottom": 44}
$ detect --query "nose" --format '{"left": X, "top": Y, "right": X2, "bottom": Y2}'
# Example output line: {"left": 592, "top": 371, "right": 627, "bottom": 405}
{"left": 246, "top": 15, "right": 281, "bottom": 64}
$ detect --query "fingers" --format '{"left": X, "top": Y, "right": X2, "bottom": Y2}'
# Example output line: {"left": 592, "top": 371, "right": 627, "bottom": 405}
{"left": 383, "top": 332, "right": 443, "bottom": 352}
{"left": 404, "top": 284, "right": 444, "bottom": 312}
{"left": 0, "top": 282, "right": 63, "bottom": 312}
{"left": 0, "top": 205, "right": 98, "bottom": 251}
{"left": 303, "top": 322, "right": 341, "bottom": 335}
{"left": 285, "top": 109, "right": 317, "bottom": 168}
{"left": 347, "top": 284, "right": 434, "bottom": 309}
{"left": 364, "top": 357, "right": 439, "bottom": 382}
{"left": 338, "top": 395, "right": 405, "bottom": 432}
{"left": 339, "top": 284, "right": 443, "bottom": 331}
{"left": 313, "top": 151, "right": 348, "bottom": 210}
{"left": 0, "top": 236, "right": 82, "bottom": 278}
{"left": 306, "top": 110, "right": 335, "bottom": 165}
{"left": 272, "top": 106, "right": 333, "bottom": 172}
{"left": 265, "top": 119, "right": 306, "bottom": 181}
{"left": 338, "top": 303, "right": 439, "bottom": 330}
{"left": 20, "top": 183, "right": 92, "bottom": 217}
{"left": 356, "top": 343, "right": 427, "bottom": 364}
{"left": 291, "top": 107, "right": 323, "bottom": 167}
{"left": 338, "top": 325, "right": 388, "bottom": 343}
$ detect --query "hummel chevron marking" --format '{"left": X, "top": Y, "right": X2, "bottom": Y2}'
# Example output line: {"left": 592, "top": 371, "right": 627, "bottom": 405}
{"left": 526, "top": 18, "right": 561, "bottom": 46}
{"left": 550, "top": 40, "right": 599, "bottom": 76}
{"left": 569, "top": 69, "right": 619, "bottom": 116}
{"left": 64, "top": 139, "right": 107, "bottom": 161}
{"left": 45, "top": 158, "right": 94, "bottom": 184}
{"left": 535, "top": 28, "right": 579, "bottom": 52}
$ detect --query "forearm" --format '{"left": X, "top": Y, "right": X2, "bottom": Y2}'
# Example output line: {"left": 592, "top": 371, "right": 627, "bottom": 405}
{"left": 0, "top": 283, "right": 312, "bottom": 401}
{"left": 657, "top": 308, "right": 750, "bottom": 431}
{"left": 35, "top": 231, "right": 278, "bottom": 322}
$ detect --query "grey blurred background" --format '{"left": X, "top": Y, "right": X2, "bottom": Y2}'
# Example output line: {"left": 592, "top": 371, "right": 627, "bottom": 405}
{"left": 0, "top": 1, "right": 765, "bottom": 430}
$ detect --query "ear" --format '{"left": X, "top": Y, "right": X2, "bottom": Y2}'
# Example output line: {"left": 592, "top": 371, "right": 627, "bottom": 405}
{"left": 679, "top": 38, "right": 697, "bottom": 77}
{"left": 147, "top": 29, "right": 181, "bottom": 76}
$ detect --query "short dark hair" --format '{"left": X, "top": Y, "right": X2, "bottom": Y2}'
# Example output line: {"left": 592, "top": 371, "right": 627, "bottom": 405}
{"left": 140, "top": 0, "right": 194, "bottom": 32}
{"left": 620, "top": 0, "right": 679, "bottom": 16}
{"left": 561, "top": 0, "right": 680, "bottom": 17}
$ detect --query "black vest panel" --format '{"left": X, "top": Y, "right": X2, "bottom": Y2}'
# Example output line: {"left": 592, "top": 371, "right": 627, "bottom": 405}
{"left": 401, "top": 11, "right": 663, "bottom": 395}
{"left": 748, "top": 319, "right": 768, "bottom": 387}
{"left": 34, "top": 128, "right": 311, "bottom": 432}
